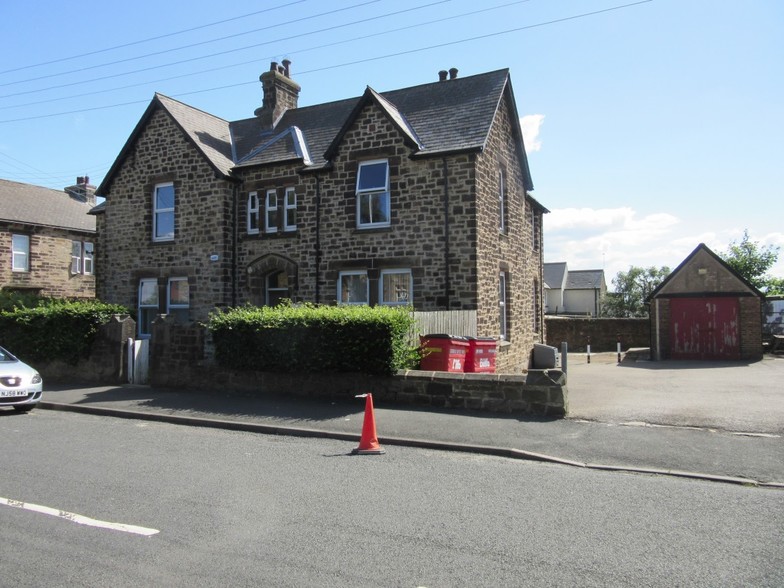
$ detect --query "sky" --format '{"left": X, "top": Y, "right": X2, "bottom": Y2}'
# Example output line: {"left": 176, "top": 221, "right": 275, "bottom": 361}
{"left": 1, "top": 0, "right": 782, "bottom": 287}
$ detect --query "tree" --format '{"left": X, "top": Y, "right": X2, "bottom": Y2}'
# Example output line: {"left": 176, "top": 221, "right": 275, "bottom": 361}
{"left": 601, "top": 265, "right": 671, "bottom": 317}
{"left": 720, "top": 230, "right": 783, "bottom": 295}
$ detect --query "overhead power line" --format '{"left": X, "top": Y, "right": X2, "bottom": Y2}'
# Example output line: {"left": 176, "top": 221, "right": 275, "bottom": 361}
{"left": 0, "top": 0, "right": 446, "bottom": 100}
{"left": 0, "top": 0, "right": 654, "bottom": 125}
{"left": 0, "top": 0, "right": 309, "bottom": 76}
{"left": 0, "top": 0, "right": 533, "bottom": 112}
{"left": 0, "top": 0, "right": 386, "bottom": 89}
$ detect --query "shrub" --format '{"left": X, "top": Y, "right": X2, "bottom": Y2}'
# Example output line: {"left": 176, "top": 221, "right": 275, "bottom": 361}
{"left": 0, "top": 289, "right": 49, "bottom": 312}
{"left": 0, "top": 299, "right": 129, "bottom": 365}
{"left": 208, "top": 304, "right": 420, "bottom": 376}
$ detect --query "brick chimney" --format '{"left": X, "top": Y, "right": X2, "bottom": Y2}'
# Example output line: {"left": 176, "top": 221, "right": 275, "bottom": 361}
{"left": 254, "top": 59, "right": 300, "bottom": 128}
{"left": 65, "top": 175, "right": 96, "bottom": 206}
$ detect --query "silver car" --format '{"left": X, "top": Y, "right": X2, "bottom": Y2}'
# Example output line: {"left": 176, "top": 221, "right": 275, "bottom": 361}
{"left": 0, "top": 346, "right": 42, "bottom": 412}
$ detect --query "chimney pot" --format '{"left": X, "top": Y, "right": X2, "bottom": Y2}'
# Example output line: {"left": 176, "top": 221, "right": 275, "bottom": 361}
{"left": 438, "top": 70, "right": 448, "bottom": 82}
{"left": 449, "top": 67, "right": 458, "bottom": 80}
{"left": 270, "top": 61, "right": 278, "bottom": 72}
{"left": 282, "top": 59, "right": 291, "bottom": 78}
{"left": 77, "top": 176, "right": 84, "bottom": 185}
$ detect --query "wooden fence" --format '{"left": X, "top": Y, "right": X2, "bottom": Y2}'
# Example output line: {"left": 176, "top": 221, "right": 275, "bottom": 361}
{"left": 410, "top": 310, "right": 477, "bottom": 342}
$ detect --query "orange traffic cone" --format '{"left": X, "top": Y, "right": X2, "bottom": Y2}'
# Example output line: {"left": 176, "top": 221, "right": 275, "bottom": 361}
{"left": 352, "top": 393, "right": 385, "bottom": 455}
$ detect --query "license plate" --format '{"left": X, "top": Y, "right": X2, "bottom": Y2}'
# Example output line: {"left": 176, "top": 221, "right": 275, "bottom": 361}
{"left": 0, "top": 389, "right": 29, "bottom": 397}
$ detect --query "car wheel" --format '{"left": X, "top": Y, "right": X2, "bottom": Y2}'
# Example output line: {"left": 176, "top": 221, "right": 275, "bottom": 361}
{"left": 13, "top": 405, "right": 34, "bottom": 413}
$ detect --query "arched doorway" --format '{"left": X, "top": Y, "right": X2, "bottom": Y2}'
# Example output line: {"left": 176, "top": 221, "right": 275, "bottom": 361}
{"left": 246, "top": 254, "right": 298, "bottom": 307}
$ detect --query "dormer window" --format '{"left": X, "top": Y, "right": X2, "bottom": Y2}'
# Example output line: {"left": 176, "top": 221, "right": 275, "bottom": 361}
{"left": 356, "top": 160, "right": 390, "bottom": 229}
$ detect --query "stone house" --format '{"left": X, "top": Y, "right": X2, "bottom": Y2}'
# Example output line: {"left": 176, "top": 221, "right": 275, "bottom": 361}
{"left": 648, "top": 243, "right": 763, "bottom": 361}
{"left": 0, "top": 177, "right": 96, "bottom": 299}
{"left": 94, "top": 63, "right": 548, "bottom": 372}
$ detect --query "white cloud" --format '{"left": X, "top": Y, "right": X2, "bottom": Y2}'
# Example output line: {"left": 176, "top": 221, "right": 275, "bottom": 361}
{"left": 520, "top": 114, "right": 544, "bottom": 153}
{"left": 543, "top": 207, "right": 784, "bottom": 287}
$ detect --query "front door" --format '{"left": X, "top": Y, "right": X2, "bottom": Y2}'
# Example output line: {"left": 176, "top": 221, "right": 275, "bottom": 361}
{"left": 669, "top": 297, "right": 740, "bottom": 360}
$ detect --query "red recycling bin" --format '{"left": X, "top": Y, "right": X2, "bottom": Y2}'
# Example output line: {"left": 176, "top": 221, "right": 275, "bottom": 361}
{"left": 465, "top": 337, "right": 497, "bottom": 373}
{"left": 419, "top": 334, "right": 469, "bottom": 372}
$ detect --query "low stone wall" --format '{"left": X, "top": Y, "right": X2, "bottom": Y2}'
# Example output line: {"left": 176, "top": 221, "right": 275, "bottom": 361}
{"left": 37, "top": 315, "right": 134, "bottom": 384}
{"left": 153, "top": 365, "right": 567, "bottom": 417}
{"left": 545, "top": 316, "right": 649, "bottom": 352}
{"left": 149, "top": 320, "right": 568, "bottom": 417}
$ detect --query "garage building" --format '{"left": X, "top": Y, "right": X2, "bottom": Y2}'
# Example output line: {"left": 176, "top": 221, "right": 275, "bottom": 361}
{"left": 648, "top": 243, "right": 764, "bottom": 361}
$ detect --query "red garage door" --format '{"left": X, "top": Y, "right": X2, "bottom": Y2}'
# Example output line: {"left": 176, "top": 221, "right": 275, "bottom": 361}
{"left": 670, "top": 297, "right": 740, "bottom": 360}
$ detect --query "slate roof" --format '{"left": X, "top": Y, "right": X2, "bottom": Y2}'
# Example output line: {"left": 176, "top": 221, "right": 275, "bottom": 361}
{"left": 565, "top": 270, "right": 605, "bottom": 290}
{"left": 99, "top": 68, "right": 536, "bottom": 195}
{"left": 543, "top": 262, "right": 568, "bottom": 290}
{"left": 0, "top": 179, "right": 95, "bottom": 232}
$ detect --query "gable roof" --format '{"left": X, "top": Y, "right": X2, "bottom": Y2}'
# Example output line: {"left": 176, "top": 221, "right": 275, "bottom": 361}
{"left": 566, "top": 270, "right": 605, "bottom": 290}
{"left": 99, "top": 68, "right": 535, "bottom": 193}
{"left": 648, "top": 243, "right": 764, "bottom": 300}
{"left": 0, "top": 178, "right": 95, "bottom": 232}
{"left": 97, "top": 94, "right": 234, "bottom": 196}
{"left": 543, "top": 262, "right": 568, "bottom": 290}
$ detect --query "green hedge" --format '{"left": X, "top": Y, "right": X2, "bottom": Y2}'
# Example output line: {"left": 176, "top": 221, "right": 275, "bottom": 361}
{"left": 0, "top": 299, "right": 129, "bottom": 365}
{"left": 208, "top": 304, "right": 420, "bottom": 376}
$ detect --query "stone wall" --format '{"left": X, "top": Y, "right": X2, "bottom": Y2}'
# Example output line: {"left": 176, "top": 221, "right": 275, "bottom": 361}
{"left": 545, "top": 316, "right": 650, "bottom": 351}
{"left": 37, "top": 315, "right": 133, "bottom": 384}
{"left": 473, "top": 91, "right": 544, "bottom": 372}
{"left": 149, "top": 321, "right": 567, "bottom": 417}
{"left": 1, "top": 225, "right": 96, "bottom": 298}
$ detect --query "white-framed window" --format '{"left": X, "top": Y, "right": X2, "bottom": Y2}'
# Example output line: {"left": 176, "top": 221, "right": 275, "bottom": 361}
{"left": 71, "top": 241, "right": 94, "bottom": 275}
{"left": 247, "top": 192, "right": 260, "bottom": 235}
{"left": 380, "top": 269, "right": 412, "bottom": 306}
{"left": 499, "top": 271, "right": 508, "bottom": 340}
{"left": 138, "top": 279, "right": 159, "bottom": 338}
{"left": 167, "top": 277, "right": 190, "bottom": 323}
{"left": 498, "top": 167, "right": 506, "bottom": 233}
{"left": 11, "top": 234, "right": 29, "bottom": 272}
{"left": 265, "top": 189, "right": 278, "bottom": 233}
{"left": 83, "top": 242, "right": 94, "bottom": 275}
{"left": 338, "top": 271, "right": 369, "bottom": 305}
{"left": 283, "top": 187, "right": 297, "bottom": 232}
{"left": 356, "top": 159, "right": 390, "bottom": 228}
{"left": 266, "top": 271, "right": 289, "bottom": 306}
{"left": 153, "top": 182, "right": 175, "bottom": 242}
{"left": 71, "top": 241, "right": 82, "bottom": 274}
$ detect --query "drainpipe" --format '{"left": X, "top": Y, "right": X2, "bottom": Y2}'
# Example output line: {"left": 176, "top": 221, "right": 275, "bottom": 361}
{"left": 231, "top": 181, "right": 239, "bottom": 307}
{"left": 443, "top": 158, "right": 451, "bottom": 309}
{"left": 315, "top": 173, "right": 322, "bottom": 304}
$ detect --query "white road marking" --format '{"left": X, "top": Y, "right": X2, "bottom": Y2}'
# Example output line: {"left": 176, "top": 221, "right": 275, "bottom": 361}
{"left": 1, "top": 496, "right": 159, "bottom": 536}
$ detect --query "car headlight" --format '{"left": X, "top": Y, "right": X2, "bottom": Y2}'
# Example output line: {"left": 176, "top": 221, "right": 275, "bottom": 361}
{"left": 31, "top": 372, "right": 42, "bottom": 384}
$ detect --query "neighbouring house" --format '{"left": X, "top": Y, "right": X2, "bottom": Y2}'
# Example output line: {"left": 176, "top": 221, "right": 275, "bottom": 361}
{"left": 0, "top": 177, "right": 96, "bottom": 299}
{"left": 648, "top": 243, "right": 764, "bottom": 361}
{"left": 544, "top": 262, "right": 606, "bottom": 317}
{"left": 93, "top": 63, "right": 548, "bottom": 372}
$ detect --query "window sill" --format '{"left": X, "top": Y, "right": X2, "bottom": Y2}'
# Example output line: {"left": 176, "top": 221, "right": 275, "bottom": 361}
{"left": 243, "top": 230, "right": 298, "bottom": 240}
{"left": 354, "top": 226, "right": 392, "bottom": 234}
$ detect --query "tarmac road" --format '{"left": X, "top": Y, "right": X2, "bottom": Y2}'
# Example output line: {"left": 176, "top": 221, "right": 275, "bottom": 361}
{"left": 566, "top": 353, "right": 784, "bottom": 434}
{"left": 30, "top": 353, "right": 784, "bottom": 487}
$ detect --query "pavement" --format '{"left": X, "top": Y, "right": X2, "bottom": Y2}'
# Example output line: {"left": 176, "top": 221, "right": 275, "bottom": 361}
{"left": 32, "top": 352, "right": 784, "bottom": 489}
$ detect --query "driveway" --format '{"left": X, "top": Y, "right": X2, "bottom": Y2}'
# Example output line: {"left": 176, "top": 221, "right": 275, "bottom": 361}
{"left": 565, "top": 353, "right": 784, "bottom": 435}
